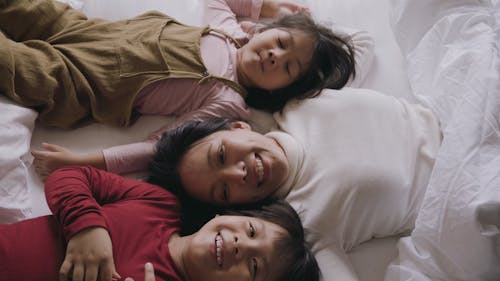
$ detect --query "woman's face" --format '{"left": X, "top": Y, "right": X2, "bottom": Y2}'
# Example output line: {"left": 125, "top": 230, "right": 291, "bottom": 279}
{"left": 236, "top": 28, "right": 314, "bottom": 90}
{"left": 184, "top": 215, "right": 287, "bottom": 281}
{"left": 178, "top": 122, "right": 289, "bottom": 205}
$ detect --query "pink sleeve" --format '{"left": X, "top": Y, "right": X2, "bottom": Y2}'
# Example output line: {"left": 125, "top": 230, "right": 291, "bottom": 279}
{"left": 103, "top": 97, "right": 251, "bottom": 175}
{"left": 103, "top": 141, "right": 156, "bottom": 175}
{"left": 44, "top": 166, "right": 167, "bottom": 241}
{"left": 203, "top": 0, "right": 263, "bottom": 39}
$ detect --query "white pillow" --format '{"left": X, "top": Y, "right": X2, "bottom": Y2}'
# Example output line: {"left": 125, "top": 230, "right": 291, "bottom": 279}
{"left": 272, "top": 88, "right": 441, "bottom": 281}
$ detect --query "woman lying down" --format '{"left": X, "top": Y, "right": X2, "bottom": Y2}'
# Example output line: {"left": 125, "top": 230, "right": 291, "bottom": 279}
{"left": 0, "top": 166, "right": 319, "bottom": 281}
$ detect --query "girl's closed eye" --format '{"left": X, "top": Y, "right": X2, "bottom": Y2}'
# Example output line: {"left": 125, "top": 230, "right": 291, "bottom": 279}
{"left": 285, "top": 62, "right": 291, "bottom": 76}
{"left": 218, "top": 143, "right": 225, "bottom": 164}
{"left": 252, "top": 257, "right": 259, "bottom": 281}
{"left": 249, "top": 222, "right": 256, "bottom": 237}
{"left": 277, "top": 37, "right": 285, "bottom": 49}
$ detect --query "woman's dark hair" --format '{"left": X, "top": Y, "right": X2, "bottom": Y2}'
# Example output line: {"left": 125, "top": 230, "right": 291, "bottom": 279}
{"left": 148, "top": 117, "right": 236, "bottom": 234}
{"left": 245, "top": 12, "right": 356, "bottom": 112}
{"left": 223, "top": 199, "right": 321, "bottom": 281}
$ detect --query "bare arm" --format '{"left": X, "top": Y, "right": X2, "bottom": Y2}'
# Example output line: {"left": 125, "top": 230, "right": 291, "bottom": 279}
{"left": 260, "top": 0, "right": 310, "bottom": 18}
{"left": 32, "top": 143, "right": 106, "bottom": 181}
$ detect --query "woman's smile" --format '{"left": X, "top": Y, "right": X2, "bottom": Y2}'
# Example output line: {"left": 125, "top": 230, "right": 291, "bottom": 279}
{"left": 254, "top": 154, "right": 264, "bottom": 186}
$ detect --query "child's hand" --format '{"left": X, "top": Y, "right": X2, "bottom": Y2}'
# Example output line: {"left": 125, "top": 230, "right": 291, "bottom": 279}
{"left": 31, "top": 143, "right": 81, "bottom": 181}
{"left": 124, "top": 263, "right": 156, "bottom": 281}
{"left": 60, "top": 227, "right": 120, "bottom": 281}
{"left": 31, "top": 143, "right": 106, "bottom": 181}
{"left": 261, "top": 0, "right": 310, "bottom": 19}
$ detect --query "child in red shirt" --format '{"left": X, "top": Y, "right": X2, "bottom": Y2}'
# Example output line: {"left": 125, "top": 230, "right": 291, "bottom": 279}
{"left": 0, "top": 166, "right": 319, "bottom": 281}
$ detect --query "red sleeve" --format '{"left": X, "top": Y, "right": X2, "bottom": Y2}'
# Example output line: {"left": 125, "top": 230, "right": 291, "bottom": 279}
{"left": 44, "top": 166, "right": 169, "bottom": 241}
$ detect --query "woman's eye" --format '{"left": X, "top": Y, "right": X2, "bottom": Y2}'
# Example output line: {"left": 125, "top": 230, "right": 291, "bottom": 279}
{"left": 249, "top": 223, "right": 255, "bottom": 237}
{"left": 218, "top": 144, "right": 225, "bottom": 164}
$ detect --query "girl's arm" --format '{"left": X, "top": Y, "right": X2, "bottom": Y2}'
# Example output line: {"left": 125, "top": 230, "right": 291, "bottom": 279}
{"left": 203, "top": 0, "right": 308, "bottom": 41}
{"left": 45, "top": 166, "right": 166, "bottom": 281}
{"left": 260, "top": 0, "right": 310, "bottom": 18}
{"left": 32, "top": 143, "right": 106, "bottom": 181}
{"left": 33, "top": 95, "right": 251, "bottom": 176}
{"left": 102, "top": 98, "right": 250, "bottom": 174}
{"left": 203, "top": 0, "right": 262, "bottom": 41}
{"left": 45, "top": 166, "right": 165, "bottom": 241}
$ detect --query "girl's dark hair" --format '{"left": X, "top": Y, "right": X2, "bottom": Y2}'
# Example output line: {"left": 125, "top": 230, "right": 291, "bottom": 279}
{"left": 223, "top": 199, "right": 321, "bottom": 281}
{"left": 245, "top": 13, "right": 356, "bottom": 112}
{"left": 148, "top": 117, "right": 236, "bottom": 234}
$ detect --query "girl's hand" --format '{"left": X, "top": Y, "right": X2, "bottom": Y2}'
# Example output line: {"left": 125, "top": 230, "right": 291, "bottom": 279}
{"left": 31, "top": 143, "right": 106, "bottom": 181}
{"left": 124, "top": 263, "right": 156, "bottom": 281}
{"left": 60, "top": 227, "right": 120, "bottom": 281}
{"left": 32, "top": 143, "right": 82, "bottom": 181}
{"left": 261, "top": 0, "right": 310, "bottom": 19}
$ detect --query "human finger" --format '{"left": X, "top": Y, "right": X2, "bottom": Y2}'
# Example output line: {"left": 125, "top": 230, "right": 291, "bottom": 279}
{"left": 98, "top": 259, "right": 120, "bottom": 281}
{"left": 84, "top": 264, "right": 98, "bottom": 281}
{"left": 72, "top": 262, "right": 85, "bottom": 281}
{"left": 59, "top": 260, "right": 73, "bottom": 281}
{"left": 42, "top": 142, "right": 68, "bottom": 152}
{"left": 144, "top": 263, "right": 156, "bottom": 281}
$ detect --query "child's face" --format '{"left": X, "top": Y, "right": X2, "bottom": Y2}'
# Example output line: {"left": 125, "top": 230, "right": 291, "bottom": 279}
{"left": 178, "top": 122, "right": 289, "bottom": 206}
{"left": 236, "top": 28, "right": 314, "bottom": 90}
{"left": 184, "top": 215, "right": 287, "bottom": 281}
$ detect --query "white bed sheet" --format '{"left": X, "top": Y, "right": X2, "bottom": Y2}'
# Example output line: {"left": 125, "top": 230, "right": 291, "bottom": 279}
{"left": 0, "top": 0, "right": 415, "bottom": 280}
{"left": 386, "top": 0, "right": 500, "bottom": 280}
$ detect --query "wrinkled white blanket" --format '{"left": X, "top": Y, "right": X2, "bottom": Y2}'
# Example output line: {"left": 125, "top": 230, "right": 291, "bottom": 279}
{"left": 0, "top": 97, "right": 37, "bottom": 223}
{"left": 386, "top": 0, "right": 500, "bottom": 280}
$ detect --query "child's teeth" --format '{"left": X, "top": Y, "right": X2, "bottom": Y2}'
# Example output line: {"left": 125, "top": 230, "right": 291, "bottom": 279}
{"left": 256, "top": 157, "right": 264, "bottom": 182}
{"left": 215, "top": 233, "right": 223, "bottom": 267}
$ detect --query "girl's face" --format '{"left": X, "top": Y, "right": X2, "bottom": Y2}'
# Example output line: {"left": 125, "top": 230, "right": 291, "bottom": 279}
{"left": 184, "top": 215, "right": 287, "bottom": 281}
{"left": 178, "top": 121, "right": 289, "bottom": 206}
{"left": 236, "top": 28, "right": 314, "bottom": 90}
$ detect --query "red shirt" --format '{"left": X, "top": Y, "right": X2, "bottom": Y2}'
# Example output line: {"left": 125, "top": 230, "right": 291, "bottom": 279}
{"left": 0, "top": 166, "right": 182, "bottom": 281}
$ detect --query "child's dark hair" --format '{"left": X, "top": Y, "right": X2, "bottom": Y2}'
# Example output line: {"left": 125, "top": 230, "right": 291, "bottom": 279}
{"left": 245, "top": 12, "right": 356, "bottom": 112}
{"left": 148, "top": 117, "right": 236, "bottom": 233}
{"left": 223, "top": 199, "right": 321, "bottom": 281}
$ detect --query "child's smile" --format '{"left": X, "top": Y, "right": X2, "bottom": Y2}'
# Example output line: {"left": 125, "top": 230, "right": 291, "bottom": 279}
{"left": 215, "top": 232, "right": 225, "bottom": 267}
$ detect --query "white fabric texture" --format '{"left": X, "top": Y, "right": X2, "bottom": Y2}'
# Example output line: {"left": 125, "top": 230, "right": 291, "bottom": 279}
{"left": 0, "top": 97, "right": 37, "bottom": 223}
{"left": 385, "top": 0, "right": 500, "bottom": 280}
{"left": 271, "top": 88, "right": 442, "bottom": 281}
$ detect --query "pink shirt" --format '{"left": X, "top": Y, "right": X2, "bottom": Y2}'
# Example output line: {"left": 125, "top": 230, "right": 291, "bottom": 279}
{"left": 103, "top": 0, "right": 260, "bottom": 174}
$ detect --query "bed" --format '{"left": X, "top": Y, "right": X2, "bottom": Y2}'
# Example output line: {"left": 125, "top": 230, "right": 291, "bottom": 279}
{"left": 1, "top": 0, "right": 498, "bottom": 280}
